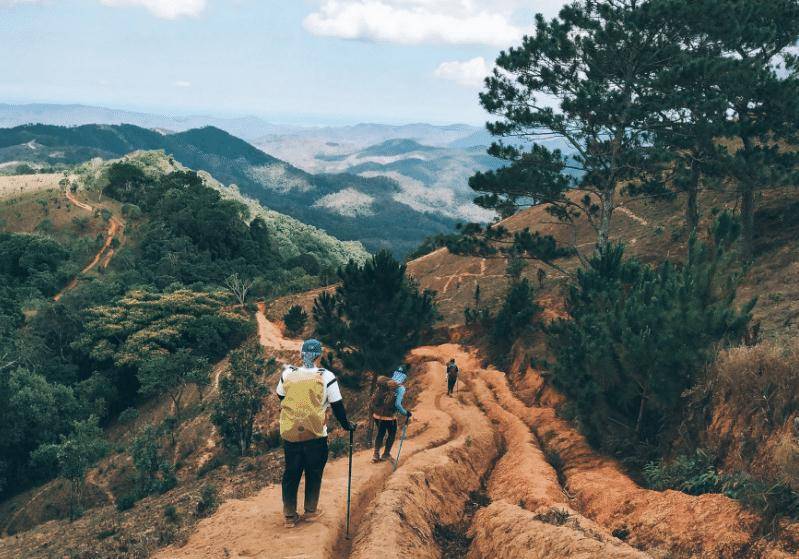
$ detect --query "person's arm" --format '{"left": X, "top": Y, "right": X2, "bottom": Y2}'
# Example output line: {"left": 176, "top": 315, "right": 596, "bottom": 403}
{"left": 395, "top": 385, "right": 410, "bottom": 417}
{"left": 276, "top": 367, "right": 288, "bottom": 401}
{"left": 326, "top": 371, "right": 355, "bottom": 430}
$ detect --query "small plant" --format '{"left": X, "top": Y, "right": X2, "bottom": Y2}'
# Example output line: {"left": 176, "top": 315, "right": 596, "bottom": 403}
{"left": 96, "top": 527, "right": 117, "bottom": 540}
{"left": 116, "top": 493, "right": 138, "bottom": 512}
{"left": 283, "top": 305, "right": 308, "bottom": 336}
{"left": 196, "top": 484, "right": 219, "bottom": 517}
{"left": 118, "top": 407, "right": 139, "bottom": 424}
{"left": 164, "top": 504, "right": 179, "bottom": 522}
{"left": 329, "top": 436, "right": 347, "bottom": 458}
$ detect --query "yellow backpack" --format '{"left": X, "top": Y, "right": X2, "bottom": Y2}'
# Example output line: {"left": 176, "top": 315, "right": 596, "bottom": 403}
{"left": 279, "top": 367, "right": 327, "bottom": 442}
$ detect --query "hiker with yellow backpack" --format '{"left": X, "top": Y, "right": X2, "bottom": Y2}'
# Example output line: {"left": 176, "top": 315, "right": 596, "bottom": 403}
{"left": 370, "top": 364, "right": 412, "bottom": 465}
{"left": 277, "top": 339, "right": 356, "bottom": 528}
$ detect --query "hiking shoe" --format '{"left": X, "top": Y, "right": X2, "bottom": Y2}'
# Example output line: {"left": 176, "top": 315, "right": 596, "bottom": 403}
{"left": 381, "top": 453, "right": 394, "bottom": 465}
{"left": 371, "top": 453, "right": 382, "bottom": 463}
{"left": 303, "top": 509, "right": 324, "bottom": 522}
{"left": 284, "top": 514, "right": 300, "bottom": 528}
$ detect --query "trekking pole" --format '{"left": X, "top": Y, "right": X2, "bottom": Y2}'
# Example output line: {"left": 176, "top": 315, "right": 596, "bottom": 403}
{"left": 393, "top": 417, "right": 410, "bottom": 472}
{"left": 346, "top": 427, "right": 354, "bottom": 539}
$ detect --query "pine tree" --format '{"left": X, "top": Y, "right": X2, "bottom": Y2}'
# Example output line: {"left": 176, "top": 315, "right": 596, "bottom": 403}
{"left": 547, "top": 217, "right": 754, "bottom": 462}
{"left": 283, "top": 305, "right": 308, "bottom": 336}
{"left": 312, "top": 251, "right": 436, "bottom": 391}
{"left": 463, "top": 0, "right": 677, "bottom": 263}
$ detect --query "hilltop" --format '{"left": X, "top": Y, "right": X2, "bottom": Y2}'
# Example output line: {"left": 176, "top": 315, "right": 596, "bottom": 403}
{"left": 0, "top": 123, "right": 460, "bottom": 256}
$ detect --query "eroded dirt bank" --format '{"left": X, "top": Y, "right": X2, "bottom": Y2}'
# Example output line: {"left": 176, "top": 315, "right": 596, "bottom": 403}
{"left": 348, "top": 359, "right": 498, "bottom": 559}
{"left": 480, "top": 365, "right": 799, "bottom": 558}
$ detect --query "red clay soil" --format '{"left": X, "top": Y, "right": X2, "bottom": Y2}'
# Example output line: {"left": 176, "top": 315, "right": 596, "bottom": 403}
{"left": 154, "top": 352, "right": 460, "bottom": 559}
{"left": 348, "top": 357, "right": 498, "bottom": 559}
{"left": 480, "top": 366, "right": 799, "bottom": 558}
{"left": 469, "top": 501, "right": 648, "bottom": 559}
{"left": 54, "top": 189, "right": 124, "bottom": 301}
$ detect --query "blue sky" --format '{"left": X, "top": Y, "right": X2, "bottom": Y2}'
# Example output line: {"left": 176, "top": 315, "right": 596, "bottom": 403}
{"left": 1, "top": 1, "right": 567, "bottom": 125}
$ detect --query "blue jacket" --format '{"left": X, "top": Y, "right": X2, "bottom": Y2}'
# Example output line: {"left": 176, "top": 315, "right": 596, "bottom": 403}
{"left": 391, "top": 369, "right": 409, "bottom": 416}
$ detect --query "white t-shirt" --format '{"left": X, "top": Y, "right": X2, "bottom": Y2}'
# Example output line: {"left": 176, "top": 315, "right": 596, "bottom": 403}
{"left": 276, "top": 365, "right": 342, "bottom": 437}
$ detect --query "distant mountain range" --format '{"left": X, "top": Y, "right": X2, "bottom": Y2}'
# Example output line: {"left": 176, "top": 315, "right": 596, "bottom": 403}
{"left": 0, "top": 123, "right": 459, "bottom": 255}
{"left": 265, "top": 138, "right": 504, "bottom": 223}
{"left": 0, "top": 103, "right": 488, "bottom": 146}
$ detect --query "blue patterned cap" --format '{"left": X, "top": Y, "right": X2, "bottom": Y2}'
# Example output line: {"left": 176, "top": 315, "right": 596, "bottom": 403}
{"left": 301, "top": 338, "right": 323, "bottom": 355}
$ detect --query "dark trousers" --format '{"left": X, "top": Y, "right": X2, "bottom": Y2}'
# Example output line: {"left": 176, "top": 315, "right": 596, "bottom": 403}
{"left": 374, "top": 418, "right": 398, "bottom": 456}
{"left": 282, "top": 437, "right": 328, "bottom": 517}
{"left": 447, "top": 375, "right": 457, "bottom": 394}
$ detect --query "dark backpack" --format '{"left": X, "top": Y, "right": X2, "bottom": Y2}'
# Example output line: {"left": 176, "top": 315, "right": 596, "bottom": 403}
{"left": 447, "top": 363, "right": 459, "bottom": 378}
{"left": 371, "top": 376, "right": 398, "bottom": 417}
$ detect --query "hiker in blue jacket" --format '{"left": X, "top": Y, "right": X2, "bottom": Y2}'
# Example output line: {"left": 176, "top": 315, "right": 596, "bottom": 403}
{"left": 370, "top": 364, "right": 412, "bottom": 464}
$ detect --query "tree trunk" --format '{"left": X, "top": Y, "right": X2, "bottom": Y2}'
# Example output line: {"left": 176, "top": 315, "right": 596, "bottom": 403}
{"left": 635, "top": 392, "right": 647, "bottom": 436}
{"left": 597, "top": 188, "right": 615, "bottom": 250}
{"left": 686, "top": 160, "right": 700, "bottom": 233}
{"left": 740, "top": 184, "right": 755, "bottom": 262}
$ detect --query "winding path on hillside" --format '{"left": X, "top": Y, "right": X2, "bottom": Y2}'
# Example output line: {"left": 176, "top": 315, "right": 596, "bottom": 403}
{"left": 154, "top": 331, "right": 799, "bottom": 558}
{"left": 53, "top": 189, "right": 124, "bottom": 302}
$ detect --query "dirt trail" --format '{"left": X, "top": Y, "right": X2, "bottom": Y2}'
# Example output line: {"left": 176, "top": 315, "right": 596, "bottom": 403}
{"left": 256, "top": 302, "right": 302, "bottom": 353}
{"left": 155, "top": 350, "right": 461, "bottom": 559}
{"left": 53, "top": 189, "right": 123, "bottom": 301}
{"left": 154, "top": 335, "right": 799, "bottom": 558}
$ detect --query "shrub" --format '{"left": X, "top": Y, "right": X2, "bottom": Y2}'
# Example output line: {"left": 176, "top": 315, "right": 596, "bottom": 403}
{"left": 283, "top": 305, "right": 308, "bottom": 336}
{"left": 164, "top": 504, "right": 179, "bottom": 522}
{"left": 491, "top": 278, "right": 541, "bottom": 361}
{"left": 329, "top": 436, "right": 347, "bottom": 459}
{"left": 547, "top": 236, "right": 753, "bottom": 461}
{"left": 116, "top": 493, "right": 138, "bottom": 512}
{"left": 211, "top": 342, "right": 271, "bottom": 456}
{"left": 711, "top": 341, "right": 799, "bottom": 427}
{"left": 118, "top": 407, "right": 139, "bottom": 424}
{"left": 196, "top": 484, "right": 219, "bottom": 517}
{"left": 643, "top": 450, "right": 722, "bottom": 495}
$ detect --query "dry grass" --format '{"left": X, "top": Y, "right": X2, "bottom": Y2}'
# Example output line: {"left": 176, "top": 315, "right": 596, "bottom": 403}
{"left": 712, "top": 341, "right": 799, "bottom": 427}
{"left": 0, "top": 173, "right": 62, "bottom": 200}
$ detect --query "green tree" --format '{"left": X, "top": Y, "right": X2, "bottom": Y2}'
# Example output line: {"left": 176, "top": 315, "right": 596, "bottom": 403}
{"left": 547, "top": 219, "right": 754, "bottom": 463}
{"left": 647, "top": 0, "right": 799, "bottom": 249}
{"left": 31, "top": 416, "right": 108, "bottom": 520}
{"left": 211, "top": 342, "right": 272, "bottom": 456}
{"left": 137, "top": 349, "right": 210, "bottom": 418}
{"left": 313, "top": 250, "right": 436, "bottom": 391}
{"left": 283, "top": 305, "right": 308, "bottom": 336}
{"left": 463, "top": 0, "right": 676, "bottom": 263}
{"left": 491, "top": 279, "right": 541, "bottom": 361}
{"left": 130, "top": 425, "right": 175, "bottom": 497}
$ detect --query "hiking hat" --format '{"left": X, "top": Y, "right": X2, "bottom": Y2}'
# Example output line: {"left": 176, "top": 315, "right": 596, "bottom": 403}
{"left": 301, "top": 338, "right": 323, "bottom": 367}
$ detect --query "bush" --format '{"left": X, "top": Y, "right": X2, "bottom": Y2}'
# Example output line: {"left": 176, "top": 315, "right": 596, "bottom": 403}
{"left": 116, "top": 493, "right": 138, "bottom": 512}
{"left": 283, "top": 305, "right": 308, "bottom": 336}
{"left": 196, "top": 484, "right": 219, "bottom": 517}
{"left": 118, "top": 407, "right": 139, "bottom": 424}
{"left": 329, "top": 436, "right": 347, "bottom": 459}
{"left": 164, "top": 504, "right": 179, "bottom": 522}
{"left": 491, "top": 278, "right": 541, "bottom": 361}
{"left": 547, "top": 237, "right": 753, "bottom": 461}
{"left": 711, "top": 341, "right": 799, "bottom": 427}
{"left": 643, "top": 450, "right": 722, "bottom": 495}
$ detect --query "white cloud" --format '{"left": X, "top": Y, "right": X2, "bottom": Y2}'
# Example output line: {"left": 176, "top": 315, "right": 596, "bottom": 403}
{"left": 434, "top": 56, "right": 492, "bottom": 87}
{"left": 1, "top": 0, "right": 206, "bottom": 17}
{"left": 173, "top": 80, "right": 192, "bottom": 87}
{"left": 303, "top": 1, "right": 525, "bottom": 46}
{"left": 99, "top": 0, "right": 207, "bottom": 19}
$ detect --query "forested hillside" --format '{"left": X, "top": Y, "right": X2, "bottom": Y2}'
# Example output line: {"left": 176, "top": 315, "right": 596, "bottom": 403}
{"left": 0, "top": 150, "right": 367, "bottom": 509}
{"left": 0, "top": 124, "right": 457, "bottom": 255}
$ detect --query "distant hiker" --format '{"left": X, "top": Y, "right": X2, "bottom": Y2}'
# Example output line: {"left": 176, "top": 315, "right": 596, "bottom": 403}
{"left": 277, "top": 339, "right": 356, "bottom": 528}
{"left": 370, "top": 364, "right": 412, "bottom": 464}
{"left": 446, "top": 359, "right": 459, "bottom": 396}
